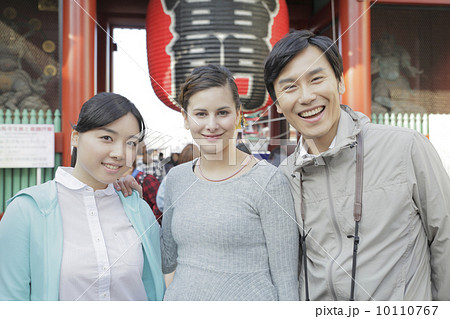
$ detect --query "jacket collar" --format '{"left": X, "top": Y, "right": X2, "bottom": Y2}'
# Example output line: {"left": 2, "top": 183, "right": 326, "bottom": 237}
{"left": 293, "top": 105, "right": 369, "bottom": 169}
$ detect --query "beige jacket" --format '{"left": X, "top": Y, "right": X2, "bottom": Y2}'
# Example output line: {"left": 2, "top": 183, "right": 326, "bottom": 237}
{"left": 279, "top": 105, "right": 450, "bottom": 300}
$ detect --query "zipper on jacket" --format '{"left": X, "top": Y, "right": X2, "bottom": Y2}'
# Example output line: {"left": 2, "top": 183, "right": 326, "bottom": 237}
{"left": 324, "top": 161, "right": 343, "bottom": 301}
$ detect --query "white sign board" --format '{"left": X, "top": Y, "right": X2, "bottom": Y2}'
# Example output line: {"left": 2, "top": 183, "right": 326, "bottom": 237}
{"left": 429, "top": 114, "right": 450, "bottom": 177}
{"left": 0, "top": 124, "right": 55, "bottom": 168}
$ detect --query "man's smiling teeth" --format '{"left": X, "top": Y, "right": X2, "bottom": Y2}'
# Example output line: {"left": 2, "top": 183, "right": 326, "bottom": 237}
{"left": 103, "top": 163, "right": 120, "bottom": 170}
{"left": 300, "top": 106, "right": 324, "bottom": 118}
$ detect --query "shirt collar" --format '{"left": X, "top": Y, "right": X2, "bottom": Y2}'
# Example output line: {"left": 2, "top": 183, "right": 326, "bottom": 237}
{"left": 55, "top": 167, "right": 116, "bottom": 195}
{"left": 298, "top": 135, "right": 337, "bottom": 159}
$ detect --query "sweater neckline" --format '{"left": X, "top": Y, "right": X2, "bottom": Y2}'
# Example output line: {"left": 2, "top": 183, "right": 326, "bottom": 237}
{"left": 190, "top": 158, "right": 265, "bottom": 184}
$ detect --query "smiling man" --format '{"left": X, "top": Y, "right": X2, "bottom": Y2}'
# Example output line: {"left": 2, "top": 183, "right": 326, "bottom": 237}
{"left": 264, "top": 30, "right": 450, "bottom": 301}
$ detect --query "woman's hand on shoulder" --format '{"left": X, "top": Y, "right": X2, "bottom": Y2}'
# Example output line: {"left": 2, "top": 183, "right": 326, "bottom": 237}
{"left": 114, "top": 175, "right": 142, "bottom": 198}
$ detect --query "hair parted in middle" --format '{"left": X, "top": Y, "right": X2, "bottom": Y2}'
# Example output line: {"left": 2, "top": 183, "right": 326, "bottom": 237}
{"left": 178, "top": 64, "right": 241, "bottom": 111}
{"left": 264, "top": 30, "right": 344, "bottom": 104}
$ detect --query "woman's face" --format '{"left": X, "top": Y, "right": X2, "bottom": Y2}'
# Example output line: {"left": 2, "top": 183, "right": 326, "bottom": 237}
{"left": 71, "top": 112, "right": 140, "bottom": 190}
{"left": 182, "top": 85, "right": 239, "bottom": 156}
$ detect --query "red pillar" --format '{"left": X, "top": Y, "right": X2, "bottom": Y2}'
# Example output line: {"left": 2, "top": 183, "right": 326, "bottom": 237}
{"left": 61, "top": 0, "right": 96, "bottom": 166}
{"left": 269, "top": 105, "right": 289, "bottom": 151}
{"left": 339, "top": 0, "right": 371, "bottom": 116}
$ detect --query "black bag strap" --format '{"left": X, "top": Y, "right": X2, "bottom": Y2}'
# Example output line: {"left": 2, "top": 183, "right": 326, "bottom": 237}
{"left": 350, "top": 130, "right": 364, "bottom": 300}
{"left": 299, "top": 171, "right": 311, "bottom": 300}
{"left": 353, "top": 131, "right": 364, "bottom": 222}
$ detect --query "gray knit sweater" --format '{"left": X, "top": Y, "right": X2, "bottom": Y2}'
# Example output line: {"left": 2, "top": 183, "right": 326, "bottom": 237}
{"left": 161, "top": 160, "right": 299, "bottom": 300}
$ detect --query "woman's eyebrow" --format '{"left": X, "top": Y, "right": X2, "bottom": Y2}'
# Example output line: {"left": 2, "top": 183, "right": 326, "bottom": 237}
{"left": 191, "top": 106, "right": 232, "bottom": 111}
{"left": 98, "top": 127, "right": 117, "bottom": 134}
{"left": 98, "top": 127, "right": 139, "bottom": 139}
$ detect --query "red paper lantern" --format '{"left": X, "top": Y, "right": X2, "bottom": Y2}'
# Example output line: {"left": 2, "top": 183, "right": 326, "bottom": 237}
{"left": 146, "top": 0, "right": 289, "bottom": 113}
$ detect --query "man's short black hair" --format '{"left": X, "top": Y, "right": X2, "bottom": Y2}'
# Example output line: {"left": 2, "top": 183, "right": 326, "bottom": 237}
{"left": 264, "top": 30, "right": 343, "bottom": 104}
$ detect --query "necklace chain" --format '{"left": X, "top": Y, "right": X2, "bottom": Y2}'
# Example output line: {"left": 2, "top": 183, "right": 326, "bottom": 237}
{"left": 197, "top": 156, "right": 252, "bottom": 182}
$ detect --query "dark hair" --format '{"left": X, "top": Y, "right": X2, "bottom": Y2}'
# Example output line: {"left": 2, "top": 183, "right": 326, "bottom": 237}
{"left": 178, "top": 143, "right": 200, "bottom": 164}
{"left": 264, "top": 30, "right": 343, "bottom": 103}
{"left": 170, "top": 152, "right": 179, "bottom": 165}
{"left": 71, "top": 92, "right": 146, "bottom": 167}
{"left": 178, "top": 64, "right": 241, "bottom": 111}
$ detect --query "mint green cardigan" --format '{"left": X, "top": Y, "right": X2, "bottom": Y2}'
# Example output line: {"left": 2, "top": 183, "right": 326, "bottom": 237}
{"left": 0, "top": 180, "right": 165, "bottom": 301}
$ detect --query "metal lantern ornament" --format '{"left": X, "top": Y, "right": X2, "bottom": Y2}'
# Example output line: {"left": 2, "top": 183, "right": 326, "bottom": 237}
{"left": 146, "top": 0, "right": 289, "bottom": 113}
